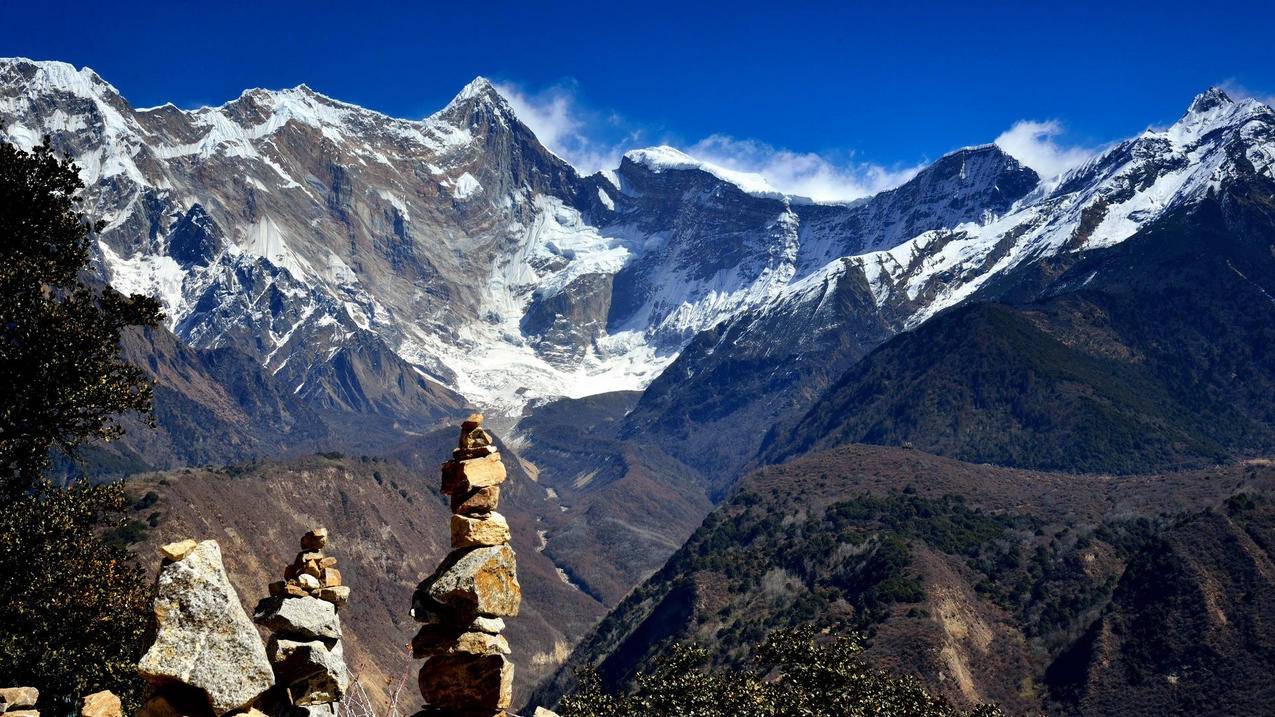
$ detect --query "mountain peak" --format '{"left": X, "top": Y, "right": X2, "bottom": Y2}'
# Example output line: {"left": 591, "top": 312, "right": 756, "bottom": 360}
{"left": 1186, "top": 86, "right": 1234, "bottom": 115}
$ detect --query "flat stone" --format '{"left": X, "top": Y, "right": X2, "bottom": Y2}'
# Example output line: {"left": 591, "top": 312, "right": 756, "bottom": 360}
{"left": 300, "top": 528, "right": 328, "bottom": 550}
{"left": 268, "top": 638, "right": 349, "bottom": 705}
{"left": 269, "top": 580, "right": 310, "bottom": 598}
{"left": 318, "top": 556, "right": 338, "bottom": 568}
{"left": 80, "top": 690, "right": 121, "bottom": 717}
{"left": 138, "top": 540, "right": 273, "bottom": 715}
{"left": 418, "top": 653, "right": 513, "bottom": 710}
{"left": 0, "top": 687, "right": 38, "bottom": 710}
{"left": 451, "top": 513, "right": 511, "bottom": 549}
{"left": 253, "top": 596, "right": 341, "bottom": 641}
{"left": 470, "top": 616, "right": 505, "bottom": 634}
{"left": 415, "top": 545, "right": 521, "bottom": 619}
{"left": 440, "top": 455, "right": 506, "bottom": 496}
{"left": 316, "top": 586, "right": 350, "bottom": 609}
{"left": 160, "top": 539, "right": 198, "bottom": 562}
{"left": 6, "top": 711, "right": 39, "bottom": 717}
{"left": 410, "top": 625, "right": 509, "bottom": 659}
{"left": 451, "top": 485, "right": 501, "bottom": 515}
{"left": 321, "top": 567, "right": 342, "bottom": 587}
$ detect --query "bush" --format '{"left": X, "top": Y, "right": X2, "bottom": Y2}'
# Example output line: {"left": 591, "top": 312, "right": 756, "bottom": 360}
{"left": 0, "top": 481, "right": 151, "bottom": 713}
{"left": 559, "top": 629, "right": 1002, "bottom": 717}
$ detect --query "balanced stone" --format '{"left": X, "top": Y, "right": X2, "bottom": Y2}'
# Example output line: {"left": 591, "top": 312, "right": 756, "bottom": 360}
{"left": 0, "top": 687, "right": 38, "bottom": 710}
{"left": 416, "top": 544, "right": 520, "bottom": 618}
{"left": 418, "top": 654, "right": 513, "bottom": 710}
{"left": 451, "top": 513, "right": 511, "bottom": 548}
{"left": 80, "top": 690, "right": 121, "bottom": 717}
{"left": 316, "top": 586, "right": 350, "bottom": 608}
{"left": 267, "top": 638, "right": 349, "bottom": 705}
{"left": 470, "top": 616, "right": 505, "bottom": 634}
{"left": 441, "top": 455, "right": 506, "bottom": 496}
{"left": 451, "top": 485, "right": 501, "bottom": 515}
{"left": 138, "top": 540, "right": 273, "bottom": 715}
{"left": 301, "top": 528, "right": 329, "bottom": 550}
{"left": 253, "top": 595, "right": 341, "bottom": 641}
{"left": 160, "top": 539, "right": 198, "bottom": 562}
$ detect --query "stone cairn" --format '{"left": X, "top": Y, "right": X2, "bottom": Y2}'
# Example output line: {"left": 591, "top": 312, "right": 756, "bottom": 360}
{"left": 253, "top": 528, "right": 350, "bottom": 717}
{"left": 410, "top": 414, "right": 522, "bottom": 717}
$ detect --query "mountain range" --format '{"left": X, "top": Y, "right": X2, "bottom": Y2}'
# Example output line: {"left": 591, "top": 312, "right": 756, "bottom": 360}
{"left": 6, "top": 57, "right": 1275, "bottom": 714}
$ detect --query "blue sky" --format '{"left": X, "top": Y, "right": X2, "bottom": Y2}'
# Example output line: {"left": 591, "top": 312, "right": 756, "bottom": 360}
{"left": 5, "top": 0, "right": 1274, "bottom": 199}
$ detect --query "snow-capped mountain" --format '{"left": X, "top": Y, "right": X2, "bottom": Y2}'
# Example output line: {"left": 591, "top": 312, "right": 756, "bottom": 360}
{"left": 2, "top": 57, "right": 1270, "bottom": 424}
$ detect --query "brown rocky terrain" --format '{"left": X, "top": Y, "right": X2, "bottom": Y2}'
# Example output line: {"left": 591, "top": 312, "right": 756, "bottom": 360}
{"left": 128, "top": 449, "right": 604, "bottom": 711}
{"left": 536, "top": 444, "right": 1275, "bottom": 715}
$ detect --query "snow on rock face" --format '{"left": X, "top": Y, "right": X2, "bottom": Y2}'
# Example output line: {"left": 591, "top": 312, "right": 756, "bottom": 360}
{"left": 2, "top": 58, "right": 1268, "bottom": 417}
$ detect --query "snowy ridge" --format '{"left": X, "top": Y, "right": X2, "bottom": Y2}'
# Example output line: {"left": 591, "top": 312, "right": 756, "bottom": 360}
{"left": 2, "top": 57, "right": 1269, "bottom": 416}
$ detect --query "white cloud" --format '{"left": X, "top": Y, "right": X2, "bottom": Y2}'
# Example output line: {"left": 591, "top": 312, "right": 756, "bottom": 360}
{"left": 994, "top": 120, "right": 1097, "bottom": 179}
{"left": 493, "top": 81, "right": 633, "bottom": 174}
{"left": 1218, "top": 79, "right": 1275, "bottom": 107}
{"left": 492, "top": 80, "right": 919, "bottom": 201}
{"left": 685, "top": 135, "right": 922, "bottom": 203}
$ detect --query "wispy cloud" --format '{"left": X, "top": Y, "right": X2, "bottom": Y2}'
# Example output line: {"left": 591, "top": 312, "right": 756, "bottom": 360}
{"left": 994, "top": 120, "right": 1097, "bottom": 179}
{"left": 493, "top": 80, "right": 639, "bottom": 174}
{"left": 685, "top": 135, "right": 922, "bottom": 202}
{"left": 494, "top": 79, "right": 920, "bottom": 202}
{"left": 1218, "top": 79, "right": 1275, "bottom": 107}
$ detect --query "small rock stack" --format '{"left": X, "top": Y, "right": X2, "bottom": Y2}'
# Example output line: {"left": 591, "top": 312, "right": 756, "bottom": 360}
{"left": 0, "top": 687, "right": 39, "bottom": 717}
{"left": 266, "top": 528, "right": 350, "bottom": 609}
{"left": 410, "top": 414, "right": 522, "bottom": 717}
{"left": 254, "top": 529, "right": 350, "bottom": 717}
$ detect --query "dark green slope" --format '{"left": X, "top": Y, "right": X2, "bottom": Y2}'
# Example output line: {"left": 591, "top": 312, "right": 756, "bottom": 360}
{"left": 764, "top": 181, "right": 1275, "bottom": 474}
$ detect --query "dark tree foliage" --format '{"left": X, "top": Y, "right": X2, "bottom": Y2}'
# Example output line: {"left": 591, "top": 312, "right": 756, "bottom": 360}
{"left": 0, "top": 139, "right": 161, "bottom": 496}
{"left": 0, "top": 140, "right": 159, "bottom": 711}
{"left": 0, "top": 482, "right": 151, "bottom": 713}
{"left": 559, "top": 629, "right": 1003, "bottom": 717}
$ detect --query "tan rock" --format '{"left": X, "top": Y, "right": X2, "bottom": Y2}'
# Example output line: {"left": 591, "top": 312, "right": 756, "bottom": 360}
{"left": 160, "top": 539, "right": 198, "bottom": 562}
{"left": 470, "top": 616, "right": 505, "bottom": 634}
{"left": 451, "top": 485, "right": 501, "bottom": 515}
{"left": 321, "top": 567, "right": 342, "bottom": 587}
{"left": 0, "top": 687, "right": 38, "bottom": 710}
{"left": 80, "top": 690, "right": 120, "bottom": 717}
{"left": 6, "top": 710, "right": 39, "bottom": 717}
{"left": 301, "top": 528, "right": 328, "bottom": 550}
{"left": 316, "top": 585, "right": 350, "bottom": 609}
{"left": 461, "top": 413, "right": 484, "bottom": 431}
{"left": 412, "top": 627, "right": 509, "bottom": 659}
{"left": 415, "top": 544, "right": 520, "bottom": 618}
{"left": 451, "top": 513, "right": 511, "bottom": 549}
{"left": 139, "top": 540, "right": 273, "bottom": 715}
{"left": 533, "top": 708, "right": 561, "bottom": 717}
{"left": 318, "top": 556, "right": 338, "bottom": 568}
{"left": 418, "top": 653, "right": 513, "bottom": 710}
{"left": 269, "top": 580, "right": 309, "bottom": 598}
{"left": 441, "top": 455, "right": 506, "bottom": 496}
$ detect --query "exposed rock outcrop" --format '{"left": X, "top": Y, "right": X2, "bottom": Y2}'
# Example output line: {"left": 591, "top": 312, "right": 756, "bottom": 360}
{"left": 138, "top": 540, "right": 274, "bottom": 716}
{"left": 411, "top": 415, "right": 521, "bottom": 716}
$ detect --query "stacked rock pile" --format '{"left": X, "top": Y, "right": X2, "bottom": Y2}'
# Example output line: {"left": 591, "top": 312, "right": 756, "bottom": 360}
{"left": 0, "top": 687, "right": 39, "bottom": 717}
{"left": 254, "top": 529, "right": 350, "bottom": 717}
{"left": 410, "top": 414, "right": 522, "bottom": 717}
